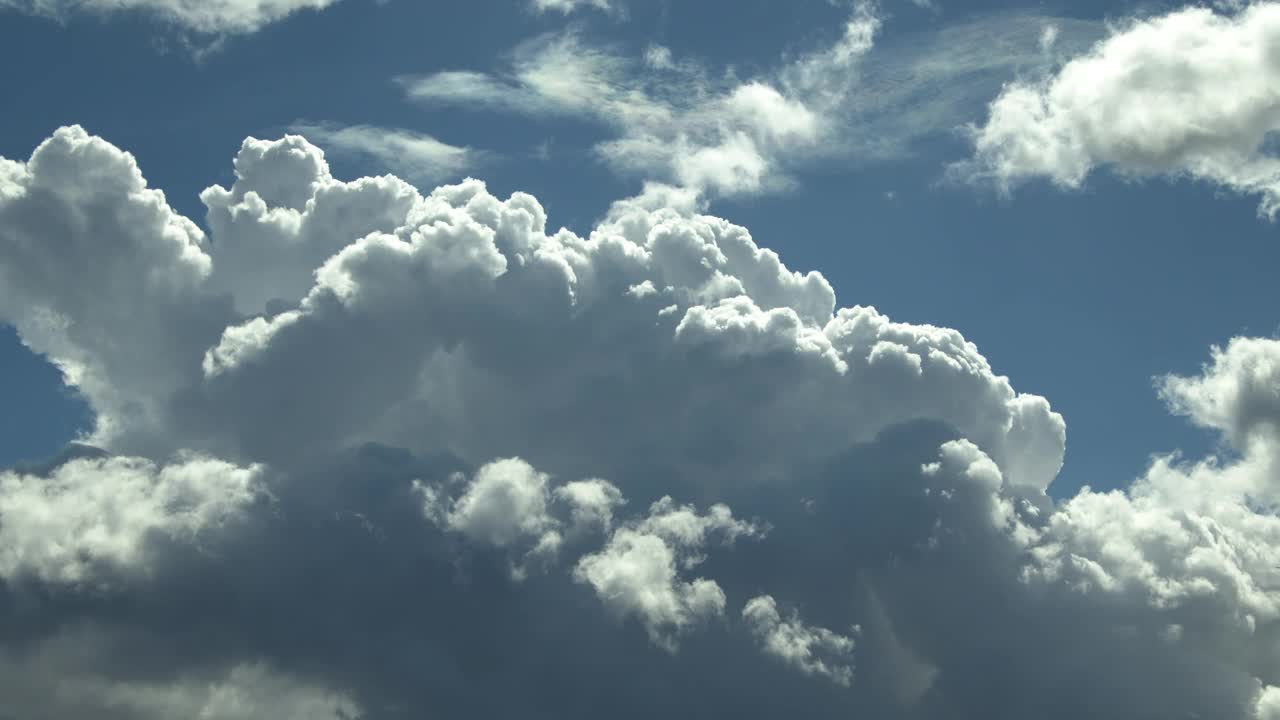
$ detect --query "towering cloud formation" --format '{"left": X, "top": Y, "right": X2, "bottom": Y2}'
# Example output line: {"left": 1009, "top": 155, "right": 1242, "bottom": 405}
{"left": 0, "top": 127, "right": 1277, "bottom": 719}
{"left": 964, "top": 2, "right": 1280, "bottom": 218}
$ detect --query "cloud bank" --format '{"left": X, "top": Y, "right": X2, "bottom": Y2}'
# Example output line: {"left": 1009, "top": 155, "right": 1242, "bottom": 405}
{"left": 0, "top": 126, "right": 1278, "bottom": 719}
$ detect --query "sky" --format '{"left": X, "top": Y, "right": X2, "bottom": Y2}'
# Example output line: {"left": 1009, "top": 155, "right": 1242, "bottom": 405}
{"left": 0, "top": 1, "right": 1279, "bottom": 718}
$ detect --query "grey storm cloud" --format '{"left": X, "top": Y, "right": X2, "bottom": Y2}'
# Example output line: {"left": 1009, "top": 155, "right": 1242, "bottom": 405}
{"left": 1, "top": 126, "right": 1278, "bottom": 719}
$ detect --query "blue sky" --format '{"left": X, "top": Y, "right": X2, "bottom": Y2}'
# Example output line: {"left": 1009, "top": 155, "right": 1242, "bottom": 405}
{"left": 3, "top": 2, "right": 1280, "bottom": 718}
{"left": 3, "top": 0, "right": 1277, "bottom": 495}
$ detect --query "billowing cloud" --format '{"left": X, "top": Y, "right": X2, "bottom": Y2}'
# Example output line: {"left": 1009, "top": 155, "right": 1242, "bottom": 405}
{"left": 743, "top": 595, "right": 858, "bottom": 686}
{"left": 1160, "top": 336, "right": 1280, "bottom": 455}
{"left": 187, "top": 142, "right": 1063, "bottom": 490}
{"left": 0, "top": 0, "right": 345, "bottom": 34}
{"left": 199, "top": 133, "right": 420, "bottom": 316}
{"left": 416, "top": 457, "right": 624, "bottom": 578}
{"left": 1260, "top": 686, "right": 1280, "bottom": 720}
{"left": 0, "top": 454, "right": 261, "bottom": 584}
{"left": 963, "top": 2, "right": 1280, "bottom": 218}
{"left": 1, "top": 126, "right": 1278, "bottom": 719}
{"left": 575, "top": 496, "right": 762, "bottom": 651}
{"left": 0, "top": 126, "right": 230, "bottom": 455}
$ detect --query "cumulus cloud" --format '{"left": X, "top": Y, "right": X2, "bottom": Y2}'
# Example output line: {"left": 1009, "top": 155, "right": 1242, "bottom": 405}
{"left": 416, "top": 457, "right": 624, "bottom": 577}
{"left": 906, "top": 338, "right": 1280, "bottom": 719}
{"left": 742, "top": 595, "right": 858, "bottom": 686}
{"left": 0, "top": 0, "right": 345, "bottom": 34}
{"left": 575, "top": 496, "right": 762, "bottom": 651}
{"left": 1260, "top": 686, "right": 1280, "bottom": 720}
{"left": 0, "top": 126, "right": 229, "bottom": 454}
{"left": 0, "top": 454, "right": 261, "bottom": 584}
{"left": 1160, "top": 337, "right": 1280, "bottom": 455}
{"left": 187, "top": 143, "right": 1063, "bottom": 490}
{"left": 420, "top": 458, "right": 560, "bottom": 549}
{"left": 199, "top": 133, "right": 419, "bottom": 316}
{"left": 3, "top": 126, "right": 1066, "bottom": 499}
{"left": 2, "top": 126, "right": 1279, "bottom": 719}
{"left": 963, "top": 2, "right": 1280, "bottom": 218}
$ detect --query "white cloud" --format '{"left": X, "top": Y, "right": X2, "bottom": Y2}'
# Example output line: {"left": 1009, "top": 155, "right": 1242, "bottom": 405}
{"left": 187, "top": 168, "right": 1066, "bottom": 493}
{"left": 400, "top": 7, "right": 1108, "bottom": 197}
{"left": 644, "top": 44, "right": 674, "bottom": 70}
{"left": 1259, "top": 685, "right": 1280, "bottom": 720}
{"left": 1159, "top": 337, "right": 1280, "bottom": 456}
{"left": 1039, "top": 23, "right": 1060, "bottom": 53}
{"left": 288, "top": 122, "right": 481, "bottom": 186}
{"left": 530, "top": 0, "right": 615, "bottom": 14}
{"left": 902, "top": 337, "right": 1280, "bottom": 720}
{"left": 8, "top": 126, "right": 1280, "bottom": 717}
{"left": 0, "top": 454, "right": 262, "bottom": 584}
{"left": 200, "top": 133, "right": 420, "bottom": 314}
{"left": 3, "top": 126, "right": 1067, "bottom": 524}
{"left": 0, "top": 126, "right": 220, "bottom": 454}
{"left": 0, "top": 630, "right": 359, "bottom": 720}
{"left": 426, "top": 458, "right": 559, "bottom": 549}
{"left": 400, "top": 6, "right": 879, "bottom": 199}
{"left": 574, "top": 496, "right": 761, "bottom": 651}
{"left": 742, "top": 595, "right": 858, "bottom": 686}
{"left": 399, "top": 32, "right": 654, "bottom": 120}
{"left": 1020, "top": 341, "right": 1280, "bottom": 622}
{"left": 963, "top": 2, "right": 1280, "bottom": 217}
{"left": 0, "top": 0, "right": 345, "bottom": 34}
{"left": 555, "top": 477, "right": 627, "bottom": 533}
{"left": 417, "top": 457, "right": 623, "bottom": 578}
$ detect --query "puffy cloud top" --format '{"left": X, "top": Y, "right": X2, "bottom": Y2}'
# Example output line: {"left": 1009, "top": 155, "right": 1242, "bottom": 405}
{"left": 1161, "top": 337, "right": 1280, "bottom": 453}
{"left": 743, "top": 595, "right": 858, "bottom": 686}
{"left": 0, "top": 454, "right": 261, "bottom": 584}
{"left": 1, "top": 126, "right": 1278, "bottom": 719}
{"left": 964, "top": 2, "right": 1280, "bottom": 217}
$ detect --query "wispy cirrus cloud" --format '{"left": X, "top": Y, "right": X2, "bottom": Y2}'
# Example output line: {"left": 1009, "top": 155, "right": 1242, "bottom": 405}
{"left": 398, "top": 5, "right": 1103, "bottom": 201}
{"left": 398, "top": 4, "right": 881, "bottom": 200}
{"left": 288, "top": 122, "right": 485, "bottom": 186}
{"left": 530, "top": 0, "right": 617, "bottom": 15}
{"left": 0, "top": 0, "right": 346, "bottom": 34}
